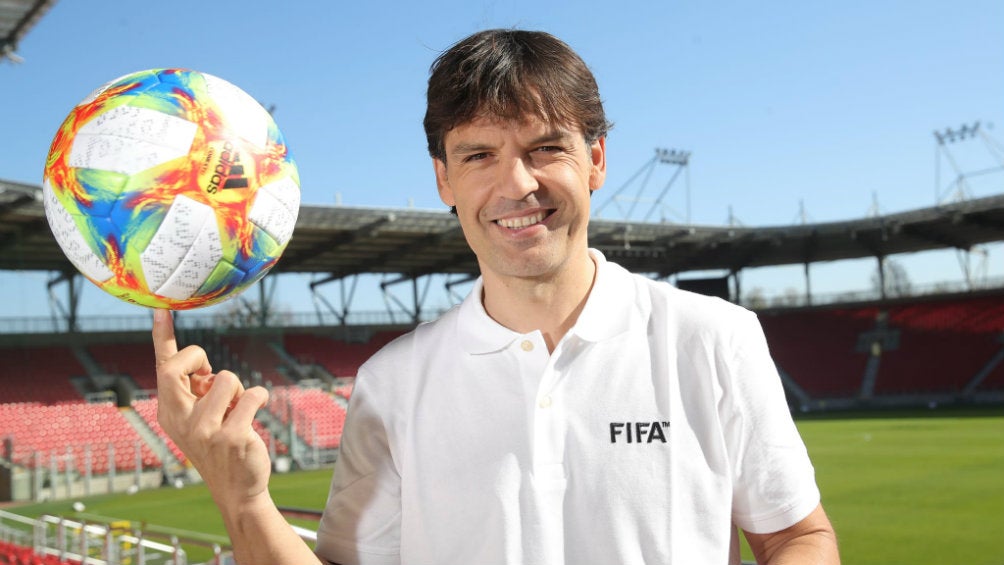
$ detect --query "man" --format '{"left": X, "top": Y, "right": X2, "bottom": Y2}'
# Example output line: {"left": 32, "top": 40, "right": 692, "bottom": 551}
{"left": 154, "top": 29, "right": 839, "bottom": 565}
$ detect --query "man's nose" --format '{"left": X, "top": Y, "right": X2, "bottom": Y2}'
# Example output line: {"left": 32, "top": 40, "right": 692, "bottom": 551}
{"left": 496, "top": 156, "right": 539, "bottom": 200}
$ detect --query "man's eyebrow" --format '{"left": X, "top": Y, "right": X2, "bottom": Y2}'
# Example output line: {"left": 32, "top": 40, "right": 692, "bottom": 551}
{"left": 449, "top": 129, "right": 575, "bottom": 156}
{"left": 449, "top": 142, "right": 494, "bottom": 156}
{"left": 528, "top": 129, "right": 574, "bottom": 146}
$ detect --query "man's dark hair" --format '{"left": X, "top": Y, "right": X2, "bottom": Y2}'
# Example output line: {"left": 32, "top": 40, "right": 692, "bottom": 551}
{"left": 424, "top": 29, "right": 612, "bottom": 162}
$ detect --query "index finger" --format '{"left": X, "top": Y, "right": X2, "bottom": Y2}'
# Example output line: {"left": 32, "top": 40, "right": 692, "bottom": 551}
{"left": 152, "top": 309, "right": 179, "bottom": 367}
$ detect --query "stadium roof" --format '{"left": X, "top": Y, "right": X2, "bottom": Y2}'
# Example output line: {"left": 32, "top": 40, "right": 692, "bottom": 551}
{"left": 0, "top": 0, "right": 56, "bottom": 63}
{"left": 4, "top": 178, "right": 1004, "bottom": 280}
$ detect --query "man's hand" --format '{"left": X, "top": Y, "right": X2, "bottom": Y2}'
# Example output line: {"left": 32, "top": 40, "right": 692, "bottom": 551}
{"left": 152, "top": 309, "right": 271, "bottom": 509}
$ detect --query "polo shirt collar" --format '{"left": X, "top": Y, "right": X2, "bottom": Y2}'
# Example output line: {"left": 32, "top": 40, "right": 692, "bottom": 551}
{"left": 456, "top": 278, "right": 523, "bottom": 354}
{"left": 455, "top": 249, "right": 635, "bottom": 354}
{"left": 568, "top": 248, "right": 636, "bottom": 343}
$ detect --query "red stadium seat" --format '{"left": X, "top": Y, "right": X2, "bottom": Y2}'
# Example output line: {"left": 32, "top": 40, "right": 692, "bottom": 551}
{"left": 88, "top": 341, "right": 157, "bottom": 391}
{"left": 0, "top": 345, "right": 86, "bottom": 403}
{"left": 268, "top": 386, "right": 347, "bottom": 448}
{"left": 760, "top": 307, "right": 877, "bottom": 398}
{"left": 283, "top": 331, "right": 403, "bottom": 378}
{"left": 761, "top": 292, "right": 1004, "bottom": 399}
{"left": 0, "top": 402, "right": 160, "bottom": 473}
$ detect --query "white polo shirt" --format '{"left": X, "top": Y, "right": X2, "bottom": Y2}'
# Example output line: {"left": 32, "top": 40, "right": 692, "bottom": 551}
{"left": 315, "top": 250, "right": 820, "bottom": 565}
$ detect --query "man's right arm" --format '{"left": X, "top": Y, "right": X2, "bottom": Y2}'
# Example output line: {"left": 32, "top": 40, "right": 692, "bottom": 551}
{"left": 744, "top": 504, "right": 840, "bottom": 565}
{"left": 152, "top": 309, "right": 325, "bottom": 565}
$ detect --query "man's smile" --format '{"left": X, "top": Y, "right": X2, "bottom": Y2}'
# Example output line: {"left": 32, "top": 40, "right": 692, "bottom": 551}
{"left": 493, "top": 210, "right": 554, "bottom": 229}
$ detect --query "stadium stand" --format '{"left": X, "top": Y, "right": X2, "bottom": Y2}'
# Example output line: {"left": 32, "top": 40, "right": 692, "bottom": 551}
{"left": 885, "top": 294, "right": 1004, "bottom": 333}
{"left": 0, "top": 345, "right": 86, "bottom": 404}
{"left": 130, "top": 398, "right": 187, "bottom": 465}
{"left": 218, "top": 334, "right": 291, "bottom": 386}
{"left": 759, "top": 307, "right": 879, "bottom": 398}
{"left": 876, "top": 294, "right": 1004, "bottom": 395}
{"left": 1, "top": 289, "right": 1000, "bottom": 491}
{"left": 873, "top": 329, "right": 998, "bottom": 394}
{"left": 86, "top": 342, "right": 157, "bottom": 392}
{"left": 268, "top": 386, "right": 347, "bottom": 449}
{"left": 760, "top": 291, "right": 1004, "bottom": 403}
{"left": 282, "top": 330, "right": 403, "bottom": 378}
{"left": 0, "top": 402, "right": 159, "bottom": 474}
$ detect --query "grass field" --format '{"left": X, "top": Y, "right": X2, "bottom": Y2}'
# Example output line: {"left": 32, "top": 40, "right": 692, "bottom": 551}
{"left": 6, "top": 409, "right": 1003, "bottom": 564}
{"left": 792, "top": 409, "right": 1004, "bottom": 565}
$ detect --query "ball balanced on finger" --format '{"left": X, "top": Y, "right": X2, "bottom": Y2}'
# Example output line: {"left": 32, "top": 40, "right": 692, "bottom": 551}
{"left": 43, "top": 68, "right": 301, "bottom": 309}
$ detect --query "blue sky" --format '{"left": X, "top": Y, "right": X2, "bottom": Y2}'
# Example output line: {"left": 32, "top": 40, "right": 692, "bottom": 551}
{"left": 1, "top": 0, "right": 1002, "bottom": 319}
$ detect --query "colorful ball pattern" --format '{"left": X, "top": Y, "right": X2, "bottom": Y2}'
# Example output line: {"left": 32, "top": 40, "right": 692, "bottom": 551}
{"left": 42, "top": 68, "right": 300, "bottom": 309}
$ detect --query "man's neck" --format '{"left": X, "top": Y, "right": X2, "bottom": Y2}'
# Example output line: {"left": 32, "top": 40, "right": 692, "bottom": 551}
{"left": 481, "top": 251, "right": 597, "bottom": 353}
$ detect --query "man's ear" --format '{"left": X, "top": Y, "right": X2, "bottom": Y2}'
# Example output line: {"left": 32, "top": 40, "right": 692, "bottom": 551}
{"left": 433, "top": 158, "right": 456, "bottom": 207}
{"left": 588, "top": 136, "right": 607, "bottom": 192}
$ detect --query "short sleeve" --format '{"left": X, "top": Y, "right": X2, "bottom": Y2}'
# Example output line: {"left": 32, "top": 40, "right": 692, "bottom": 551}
{"left": 722, "top": 311, "right": 821, "bottom": 534}
{"left": 314, "top": 364, "right": 402, "bottom": 565}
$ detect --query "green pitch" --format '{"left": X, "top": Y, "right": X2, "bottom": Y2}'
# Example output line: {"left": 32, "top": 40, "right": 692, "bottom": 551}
{"left": 783, "top": 409, "right": 1004, "bottom": 565}
{"left": 8, "top": 409, "right": 1003, "bottom": 564}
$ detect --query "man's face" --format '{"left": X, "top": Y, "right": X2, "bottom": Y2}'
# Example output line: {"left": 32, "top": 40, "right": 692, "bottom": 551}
{"left": 433, "top": 115, "right": 606, "bottom": 283}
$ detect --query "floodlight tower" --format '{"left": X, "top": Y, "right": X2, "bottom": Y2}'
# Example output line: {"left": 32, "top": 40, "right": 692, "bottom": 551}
{"left": 932, "top": 121, "right": 1004, "bottom": 204}
{"left": 648, "top": 148, "right": 692, "bottom": 223}
{"left": 593, "top": 147, "right": 692, "bottom": 223}
{"left": 932, "top": 121, "right": 1004, "bottom": 289}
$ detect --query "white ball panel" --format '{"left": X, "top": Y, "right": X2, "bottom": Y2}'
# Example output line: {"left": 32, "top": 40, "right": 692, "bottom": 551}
{"left": 154, "top": 215, "right": 225, "bottom": 300}
{"left": 42, "top": 180, "right": 114, "bottom": 283}
{"left": 203, "top": 73, "right": 269, "bottom": 148}
{"left": 141, "top": 195, "right": 219, "bottom": 298}
{"left": 248, "top": 176, "right": 300, "bottom": 246}
{"left": 69, "top": 106, "right": 197, "bottom": 175}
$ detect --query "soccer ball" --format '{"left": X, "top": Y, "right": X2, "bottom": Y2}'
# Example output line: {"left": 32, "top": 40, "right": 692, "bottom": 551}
{"left": 42, "top": 68, "right": 300, "bottom": 310}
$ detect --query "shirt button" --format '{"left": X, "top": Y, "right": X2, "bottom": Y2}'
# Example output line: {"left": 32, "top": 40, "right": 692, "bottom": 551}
{"left": 538, "top": 395, "right": 553, "bottom": 408}
{"left": 521, "top": 340, "right": 534, "bottom": 352}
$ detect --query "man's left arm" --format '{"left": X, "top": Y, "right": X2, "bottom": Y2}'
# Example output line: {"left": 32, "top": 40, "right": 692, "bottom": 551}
{"left": 744, "top": 503, "right": 839, "bottom": 565}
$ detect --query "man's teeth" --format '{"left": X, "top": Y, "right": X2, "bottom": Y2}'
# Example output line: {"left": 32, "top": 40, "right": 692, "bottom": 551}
{"left": 497, "top": 211, "right": 546, "bottom": 229}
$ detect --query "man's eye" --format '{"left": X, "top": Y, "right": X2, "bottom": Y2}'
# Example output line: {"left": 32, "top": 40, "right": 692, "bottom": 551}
{"left": 536, "top": 146, "right": 560, "bottom": 153}
{"left": 463, "top": 152, "right": 489, "bottom": 163}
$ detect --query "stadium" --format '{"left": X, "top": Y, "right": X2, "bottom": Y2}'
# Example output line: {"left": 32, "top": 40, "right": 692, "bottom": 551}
{"left": 2, "top": 2, "right": 1003, "bottom": 565}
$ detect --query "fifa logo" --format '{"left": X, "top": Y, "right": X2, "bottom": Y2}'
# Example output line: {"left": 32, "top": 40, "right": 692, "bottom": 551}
{"left": 609, "top": 421, "right": 670, "bottom": 444}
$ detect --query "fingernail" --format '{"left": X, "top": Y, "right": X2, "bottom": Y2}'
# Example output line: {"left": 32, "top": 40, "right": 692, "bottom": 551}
{"left": 153, "top": 309, "right": 168, "bottom": 323}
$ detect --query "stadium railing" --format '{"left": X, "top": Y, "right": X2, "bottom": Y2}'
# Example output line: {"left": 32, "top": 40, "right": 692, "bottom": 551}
{"left": 0, "top": 509, "right": 225, "bottom": 565}
{"left": 0, "top": 309, "right": 441, "bottom": 335}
